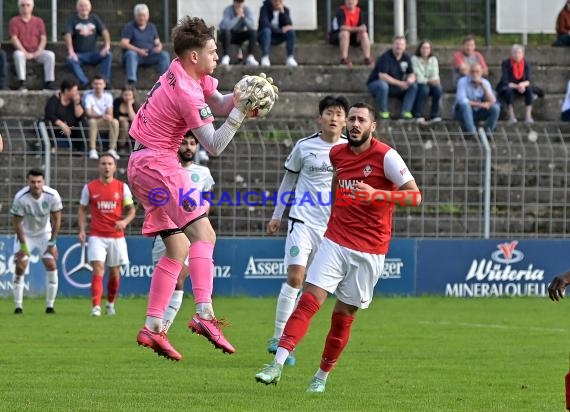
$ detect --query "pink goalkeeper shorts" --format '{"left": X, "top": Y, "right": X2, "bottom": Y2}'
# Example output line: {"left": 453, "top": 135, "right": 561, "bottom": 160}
{"left": 128, "top": 148, "right": 209, "bottom": 236}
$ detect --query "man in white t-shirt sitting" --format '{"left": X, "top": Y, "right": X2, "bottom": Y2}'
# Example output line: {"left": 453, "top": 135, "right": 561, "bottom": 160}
{"left": 83, "top": 75, "right": 120, "bottom": 160}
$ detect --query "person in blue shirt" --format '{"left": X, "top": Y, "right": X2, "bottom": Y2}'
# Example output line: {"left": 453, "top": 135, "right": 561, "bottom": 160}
{"left": 119, "top": 3, "right": 169, "bottom": 87}
{"left": 453, "top": 63, "right": 501, "bottom": 135}
{"left": 366, "top": 36, "right": 417, "bottom": 120}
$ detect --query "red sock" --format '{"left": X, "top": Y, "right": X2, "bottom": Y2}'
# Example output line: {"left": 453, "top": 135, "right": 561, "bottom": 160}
{"left": 91, "top": 274, "right": 103, "bottom": 307}
{"left": 279, "top": 292, "right": 321, "bottom": 352}
{"left": 107, "top": 275, "right": 120, "bottom": 304}
{"left": 320, "top": 311, "right": 355, "bottom": 372}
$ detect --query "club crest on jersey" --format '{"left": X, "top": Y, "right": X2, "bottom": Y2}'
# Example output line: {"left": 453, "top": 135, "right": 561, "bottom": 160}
{"left": 363, "top": 164, "right": 372, "bottom": 177}
{"left": 114, "top": 192, "right": 120, "bottom": 200}
{"left": 191, "top": 173, "right": 199, "bottom": 183}
{"left": 182, "top": 197, "right": 197, "bottom": 213}
{"left": 199, "top": 106, "right": 213, "bottom": 120}
{"left": 42, "top": 201, "right": 49, "bottom": 209}
{"left": 290, "top": 246, "right": 300, "bottom": 257}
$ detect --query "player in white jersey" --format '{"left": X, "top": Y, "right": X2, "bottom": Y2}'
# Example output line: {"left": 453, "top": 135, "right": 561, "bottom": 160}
{"left": 265, "top": 96, "right": 349, "bottom": 365}
{"left": 10, "top": 168, "right": 63, "bottom": 314}
{"left": 151, "top": 131, "right": 215, "bottom": 333}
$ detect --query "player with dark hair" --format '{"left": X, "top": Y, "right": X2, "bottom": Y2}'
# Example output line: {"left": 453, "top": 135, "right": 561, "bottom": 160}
{"left": 128, "top": 16, "right": 276, "bottom": 361}
{"left": 256, "top": 102, "right": 421, "bottom": 392}
{"left": 78, "top": 153, "right": 136, "bottom": 316}
{"left": 10, "top": 168, "right": 62, "bottom": 314}
{"left": 265, "top": 95, "right": 349, "bottom": 366}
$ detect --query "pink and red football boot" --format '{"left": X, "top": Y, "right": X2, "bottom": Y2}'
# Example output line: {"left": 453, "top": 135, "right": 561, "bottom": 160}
{"left": 137, "top": 327, "right": 182, "bottom": 361}
{"left": 189, "top": 314, "right": 235, "bottom": 354}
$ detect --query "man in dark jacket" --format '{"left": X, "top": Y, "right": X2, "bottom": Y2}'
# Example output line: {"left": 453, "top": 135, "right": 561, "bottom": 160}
{"left": 258, "top": 0, "right": 298, "bottom": 67}
{"left": 44, "top": 79, "right": 87, "bottom": 152}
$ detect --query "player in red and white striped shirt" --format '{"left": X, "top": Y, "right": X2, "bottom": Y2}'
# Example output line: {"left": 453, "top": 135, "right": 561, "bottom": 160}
{"left": 256, "top": 102, "right": 422, "bottom": 392}
{"left": 78, "top": 154, "right": 136, "bottom": 317}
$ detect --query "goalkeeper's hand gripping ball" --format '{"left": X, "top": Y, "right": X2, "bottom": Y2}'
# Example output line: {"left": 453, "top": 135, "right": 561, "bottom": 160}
{"left": 233, "top": 73, "right": 278, "bottom": 118}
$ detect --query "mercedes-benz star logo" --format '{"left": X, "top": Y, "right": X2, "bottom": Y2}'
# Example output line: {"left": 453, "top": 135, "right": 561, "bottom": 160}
{"left": 62, "top": 243, "right": 93, "bottom": 288}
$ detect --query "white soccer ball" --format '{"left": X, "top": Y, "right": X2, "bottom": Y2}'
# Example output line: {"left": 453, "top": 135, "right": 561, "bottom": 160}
{"left": 233, "top": 74, "right": 277, "bottom": 118}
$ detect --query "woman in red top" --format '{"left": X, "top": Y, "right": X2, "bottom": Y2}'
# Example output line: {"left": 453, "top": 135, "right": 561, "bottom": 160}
{"left": 554, "top": 0, "right": 570, "bottom": 46}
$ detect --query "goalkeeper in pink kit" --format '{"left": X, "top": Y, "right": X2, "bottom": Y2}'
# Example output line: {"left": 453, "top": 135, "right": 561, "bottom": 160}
{"left": 128, "top": 16, "right": 276, "bottom": 361}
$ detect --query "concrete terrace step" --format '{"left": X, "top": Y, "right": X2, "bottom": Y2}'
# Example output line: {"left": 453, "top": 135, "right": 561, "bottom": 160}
{"left": 11, "top": 63, "right": 568, "bottom": 96}
{"left": 7, "top": 45, "right": 570, "bottom": 92}
{"left": 214, "top": 65, "right": 568, "bottom": 95}
{"left": 271, "top": 92, "right": 564, "bottom": 121}
{"left": 11, "top": 63, "right": 163, "bottom": 91}
{"left": 281, "top": 43, "right": 570, "bottom": 67}
{"left": 3, "top": 42, "right": 570, "bottom": 67}
{"left": 0, "top": 90, "right": 565, "bottom": 121}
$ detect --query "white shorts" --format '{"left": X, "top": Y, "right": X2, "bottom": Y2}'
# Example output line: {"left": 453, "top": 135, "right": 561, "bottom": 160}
{"left": 87, "top": 236, "right": 129, "bottom": 267}
{"left": 306, "top": 237, "right": 385, "bottom": 309}
{"left": 283, "top": 220, "right": 325, "bottom": 268}
{"left": 151, "top": 236, "right": 189, "bottom": 266}
{"left": 13, "top": 233, "right": 54, "bottom": 259}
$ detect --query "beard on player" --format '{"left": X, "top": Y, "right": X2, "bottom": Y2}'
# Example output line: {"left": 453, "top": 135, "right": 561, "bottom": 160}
{"left": 347, "top": 126, "right": 372, "bottom": 147}
{"left": 178, "top": 148, "right": 196, "bottom": 163}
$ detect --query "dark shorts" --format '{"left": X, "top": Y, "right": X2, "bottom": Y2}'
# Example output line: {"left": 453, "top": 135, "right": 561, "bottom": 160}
{"left": 329, "top": 31, "right": 360, "bottom": 46}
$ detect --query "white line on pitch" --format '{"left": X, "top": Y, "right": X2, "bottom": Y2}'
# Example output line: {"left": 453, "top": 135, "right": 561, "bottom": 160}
{"left": 417, "top": 320, "right": 568, "bottom": 333}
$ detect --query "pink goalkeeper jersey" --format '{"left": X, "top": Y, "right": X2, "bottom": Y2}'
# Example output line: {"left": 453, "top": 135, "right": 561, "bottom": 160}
{"left": 129, "top": 58, "right": 218, "bottom": 152}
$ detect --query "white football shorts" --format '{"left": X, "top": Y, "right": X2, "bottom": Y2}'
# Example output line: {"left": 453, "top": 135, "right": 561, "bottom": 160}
{"left": 284, "top": 219, "right": 325, "bottom": 268}
{"left": 306, "top": 237, "right": 385, "bottom": 309}
{"left": 87, "top": 236, "right": 129, "bottom": 267}
{"left": 13, "top": 233, "right": 54, "bottom": 259}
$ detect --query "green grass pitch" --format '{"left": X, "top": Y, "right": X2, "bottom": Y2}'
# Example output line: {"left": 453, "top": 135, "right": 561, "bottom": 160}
{"left": 1, "top": 296, "right": 569, "bottom": 411}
